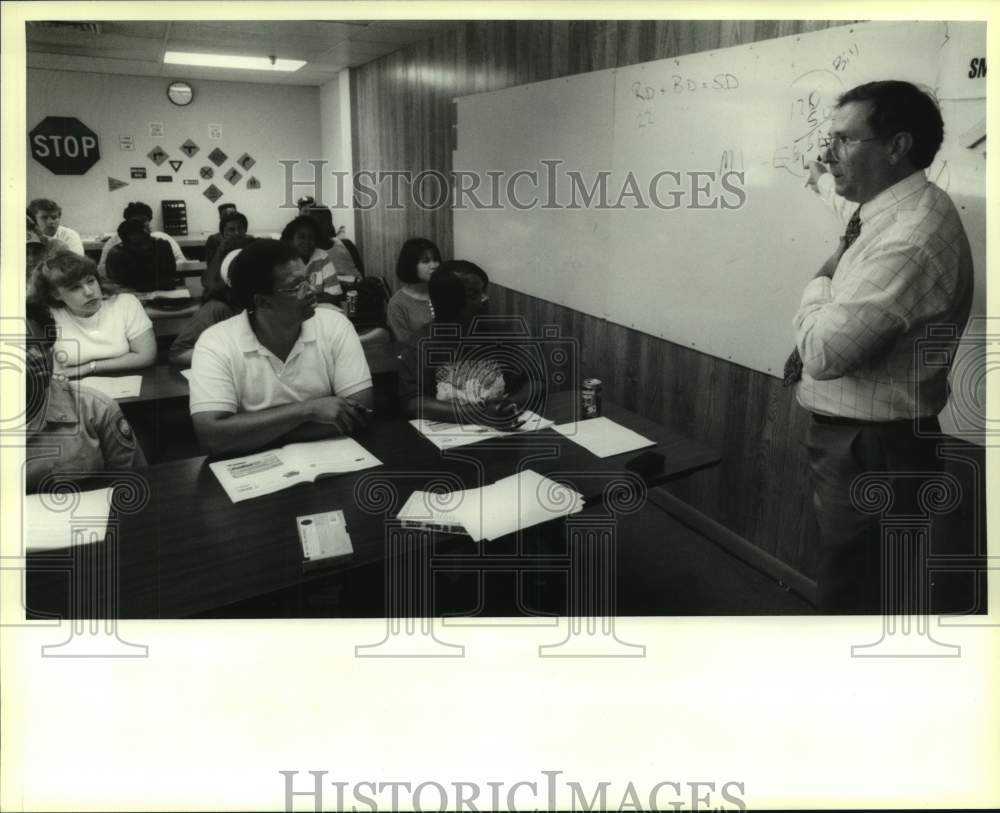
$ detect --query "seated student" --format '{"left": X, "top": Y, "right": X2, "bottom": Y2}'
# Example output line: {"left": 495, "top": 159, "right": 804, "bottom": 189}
{"left": 168, "top": 248, "right": 245, "bottom": 367}
{"left": 204, "top": 203, "right": 240, "bottom": 261}
{"left": 201, "top": 212, "right": 251, "bottom": 294}
{"left": 28, "top": 198, "right": 84, "bottom": 256}
{"left": 105, "top": 219, "right": 178, "bottom": 292}
{"left": 188, "top": 239, "right": 373, "bottom": 456}
{"left": 27, "top": 212, "right": 72, "bottom": 274}
{"left": 386, "top": 237, "right": 440, "bottom": 345}
{"left": 280, "top": 215, "right": 344, "bottom": 305}
{"left": 24, "top": 302, "right": 146, "bottom": 494}
{"left": 96, "top": 201, "right": 186, "bottom": 272}
{"left": 295, "top": 198, "right": 361, "bottom": 276}
{"left": 29, "top": 252, "right": 156, "bottom": 379}
{"left": 399, "top": 261, "right": 536, "bottom": 426}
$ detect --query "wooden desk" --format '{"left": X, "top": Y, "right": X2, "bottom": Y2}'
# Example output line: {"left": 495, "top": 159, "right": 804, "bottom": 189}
{"left": 25, "top": 392, "right": 718, "bottom": 619}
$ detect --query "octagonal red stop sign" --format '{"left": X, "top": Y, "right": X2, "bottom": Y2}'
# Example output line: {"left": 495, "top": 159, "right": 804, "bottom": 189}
{"left": 29, "top": 117, "right": 101, "bottom": 175}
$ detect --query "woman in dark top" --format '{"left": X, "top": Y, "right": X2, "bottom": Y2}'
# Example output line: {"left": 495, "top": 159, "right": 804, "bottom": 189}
{"left": 105, "top": 219, "right": 177, "bottom": 292}
{"left": 399, "top": 260, "right": 537, "bottom": 427}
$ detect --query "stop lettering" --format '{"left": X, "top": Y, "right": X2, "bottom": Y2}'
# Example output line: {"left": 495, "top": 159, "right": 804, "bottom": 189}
{"left": 29, "top": 117, "right": 101, "bottom": 175}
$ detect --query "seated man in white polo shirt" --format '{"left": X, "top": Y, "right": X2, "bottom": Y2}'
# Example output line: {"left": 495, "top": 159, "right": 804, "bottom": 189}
{"left": 189, "top": 239, "right": 373, "bottom": 457}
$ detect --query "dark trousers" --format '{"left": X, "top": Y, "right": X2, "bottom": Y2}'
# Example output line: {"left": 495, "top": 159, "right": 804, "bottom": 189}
{"left": 805, "top": 415, "right": 942, "bottom": 614}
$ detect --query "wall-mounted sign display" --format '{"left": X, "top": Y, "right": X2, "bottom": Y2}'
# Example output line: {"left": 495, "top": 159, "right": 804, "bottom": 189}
{"left": 169, "top": 160, "right": 183, "bottom": 172}
{"left": 119, "top": 135, "right": 135, "bottom": 151}
{"left": 237, "top": 153, "right": 256, "bottom": 171}
{"left": 149, "top": 121, "right": 165, "bottom": 137}
{"left": 107, "top": 177, "right": 129, "bottom": 191}
{"left": 130, "top": 167, "right": 147, "bottom": 179}
{"left": 224, "top": 167, "right": 243, "bottom": 185}
{"left": 203, "top": 184, "right": 223, "bottom": 203}
{"left": 200, "top": 166, "right": 214, "bottom": 179}
{"left": 208, "top": 147, "right": 227, "bottom": 166}
{"left": 29, "top": 116, "right": 101, "bottom": 175}
{"left": 148, "top": 146, "right": 168, "bottom": 166}
{"left": 156, "top": 175, "right": 173, "bottom": 182}
{"left": 180, "top": 139, "right": 200, "bottom": 158}
{"left": 246, "top": 176, "right": 261, "bottom": 190}
{"left": 208, "top": 123, "right": 222, "bottom": 140}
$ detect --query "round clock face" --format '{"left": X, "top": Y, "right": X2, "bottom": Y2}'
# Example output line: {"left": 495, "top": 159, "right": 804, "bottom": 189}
{"left": 167, "top": 81, "right": 194, "bottom": 106}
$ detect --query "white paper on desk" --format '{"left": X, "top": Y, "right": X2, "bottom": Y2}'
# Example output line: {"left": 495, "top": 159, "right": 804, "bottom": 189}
{"left": 410, "top": 410, "right": 554, "bottom": 450}
{"left": 477, "top": 470, "right": 584, "bottom": 540}
{"left": 209, "top": 437, "right": 382, "bottom": 503}
{"left": 78, "top": 375, "right": 142, "bottom": 399}
{"left": 137, "top": 288, "right": 191, "bottom": 301}
{"left": 553, "top": 416, "right": 655, "bottom": 458}
{"left": 396, "top": 472, "right": 583, "bottom": 542}
{"left": 24, "top": 487, "right": 113, "bottom": 551}
{"left": 396, "top": 489, "right": 484, "bottom": 539}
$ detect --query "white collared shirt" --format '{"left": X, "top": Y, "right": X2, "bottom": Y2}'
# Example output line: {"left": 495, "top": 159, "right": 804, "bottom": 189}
{"left": 54, "top": 224, "right": 85, "bottom": 256}
{"left": 793, "top": 170, "right": 973, "bottom": 420}
{"left": 189, "top": 308, "right": 371, "bottom": 415}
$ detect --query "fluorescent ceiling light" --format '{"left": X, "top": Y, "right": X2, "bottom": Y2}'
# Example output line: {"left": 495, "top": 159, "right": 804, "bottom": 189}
{"left": 164, "top": 51, "right": 306, "bottom": 72}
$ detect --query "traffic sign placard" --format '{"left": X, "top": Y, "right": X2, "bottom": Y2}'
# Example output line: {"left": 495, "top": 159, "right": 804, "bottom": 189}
{"left": 29, "top": 117, "right": 101, "bottom": 175}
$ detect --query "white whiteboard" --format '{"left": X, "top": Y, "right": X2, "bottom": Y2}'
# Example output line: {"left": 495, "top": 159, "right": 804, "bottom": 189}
{"left": 454, "top": 70, "right": 615, "bottom": 318}
{"left": 453, "top": 21, "right": 987, "bottom": 438}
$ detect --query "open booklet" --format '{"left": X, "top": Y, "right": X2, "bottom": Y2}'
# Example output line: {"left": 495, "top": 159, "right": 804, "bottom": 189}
{"left": 410, "top": 410, "right": 554, "bottom": 450}
{"left": 396, "top": 469, "right": 584, "bottom": 542}
{"left": 209, "top": 437, "right": 382, "bottom": 503}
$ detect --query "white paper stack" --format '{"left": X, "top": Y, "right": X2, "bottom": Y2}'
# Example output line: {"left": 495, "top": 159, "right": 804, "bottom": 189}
{"left": 410, "top": 410, "right": 554, "bottom": 450}
{"left": 396, "top": 470, "right": 584, "bottom": 542}
{"left": 78, "top": 375, "right": 143, "bottom": 399}
{"left": 553, "top": 417, "right": 655, "bottom": 458}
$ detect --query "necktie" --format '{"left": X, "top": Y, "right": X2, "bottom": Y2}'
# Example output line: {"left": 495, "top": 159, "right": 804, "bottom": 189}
{"left": 782, "top": 206, "right": 862, "bottom": 386}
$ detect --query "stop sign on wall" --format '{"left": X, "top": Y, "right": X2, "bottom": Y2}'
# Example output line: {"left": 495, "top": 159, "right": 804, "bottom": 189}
{"left": 29, "top": 116, "right": 101, "bottom": 175}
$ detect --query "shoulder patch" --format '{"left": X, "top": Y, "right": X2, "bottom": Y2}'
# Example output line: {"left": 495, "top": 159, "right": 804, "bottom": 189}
{"left": 115, "top": 415, "right": 137, "bottom": 447}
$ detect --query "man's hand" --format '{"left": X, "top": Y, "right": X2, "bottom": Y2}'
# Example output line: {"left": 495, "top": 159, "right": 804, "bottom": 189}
{"left": 805, "top": 159, "right": 829, "bottom": 191}
{"left": 480, "top": 398, "right": 524, "bottom": 431}
{"left": 307, "top": 396, "right": 370, "bottom": 435}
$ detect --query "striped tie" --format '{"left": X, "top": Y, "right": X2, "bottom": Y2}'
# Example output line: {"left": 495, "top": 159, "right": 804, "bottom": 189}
{"left": 782, "top": 207, "right": 862, "bottom": 386}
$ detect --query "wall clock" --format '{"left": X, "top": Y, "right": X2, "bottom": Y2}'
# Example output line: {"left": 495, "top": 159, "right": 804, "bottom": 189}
{"left": 167, "top": 81, "right": 194, "bottom": 107}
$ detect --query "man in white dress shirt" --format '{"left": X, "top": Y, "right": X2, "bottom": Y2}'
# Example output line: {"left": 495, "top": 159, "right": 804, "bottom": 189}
{"left": 789, "top": 81, "right": 973, "bottom": 613}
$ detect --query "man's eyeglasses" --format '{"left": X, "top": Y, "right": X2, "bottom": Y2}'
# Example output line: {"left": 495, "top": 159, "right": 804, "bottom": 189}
{"left": 274, "top": 279, "right": 315, "bottom": 299}
{"left": 819, "top": 133, "right": 883, "bottom": 158}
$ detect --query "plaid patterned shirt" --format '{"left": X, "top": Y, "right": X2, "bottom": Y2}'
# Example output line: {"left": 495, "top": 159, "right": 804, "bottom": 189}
{"left": 794, "top": 170, "right": 973, "bottom": 420}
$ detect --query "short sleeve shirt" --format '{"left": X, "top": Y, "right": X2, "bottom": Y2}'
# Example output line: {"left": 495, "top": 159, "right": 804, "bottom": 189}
{"left": 398, "top": 320, "right": 529, "bottom": 404}
{"left": 26, "top": 379, "right": 147, "bottom": 493}
{"left": 52, "top": 294, "right": 153, "bottom": 368}
{"left": 189, "top": 309, "right": 372, "bottom": 415}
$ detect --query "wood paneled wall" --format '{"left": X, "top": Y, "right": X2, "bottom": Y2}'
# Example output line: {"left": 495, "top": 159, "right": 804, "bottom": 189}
{"left": 351, "top": 19, "right": 853, "bottom": 577}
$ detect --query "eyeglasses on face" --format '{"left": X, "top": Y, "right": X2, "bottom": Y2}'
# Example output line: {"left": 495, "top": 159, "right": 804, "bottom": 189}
{"left": 819, "top": 133, "right": 883, "bottom": 157}
{"left": 273, "top": 279, "right": 315, "bottom": 299}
